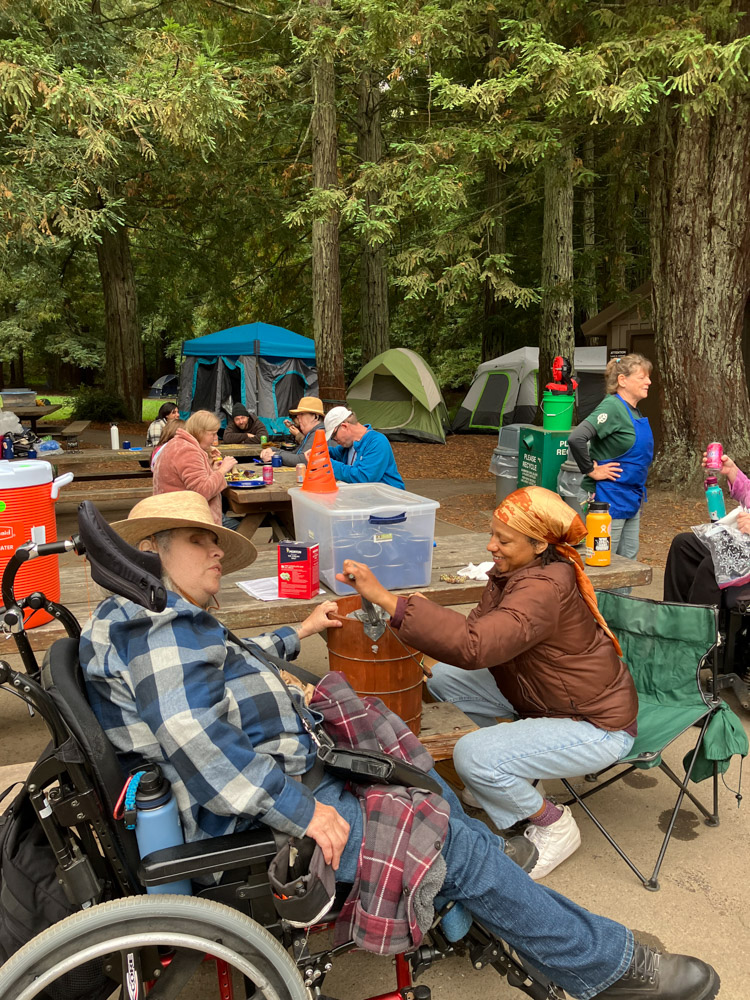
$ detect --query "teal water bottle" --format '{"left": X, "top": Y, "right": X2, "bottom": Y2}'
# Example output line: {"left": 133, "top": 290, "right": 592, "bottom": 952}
{"left": 704, "top": 476, "right": 726, "bottom": 523}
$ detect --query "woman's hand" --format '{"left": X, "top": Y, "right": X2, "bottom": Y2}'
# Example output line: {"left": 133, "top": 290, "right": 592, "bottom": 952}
{"left": 219, "top": 456, "right": 238, "bottom": 474}
{"left": 260, "top": 447, "right": 274, "bottom": 463}
{"left": 737, "top": 511, "right": 750, "bottom": 535}
{"left": 336, "top": 560, "right": 398, "bottom": 615}
{"left": 287, "top": 423, "right": 303, "bottom": 442}
{"left": 305, "top": 801, "right": 350, "bottom": 869}
{"left": 297, "top": 600, "right": 341, "bottom": 639}
{"left": 589, "top": 461, "right": 622, "bottom": 482}
{"left": 701, "top": 450, "right": 738, "bottom": 484}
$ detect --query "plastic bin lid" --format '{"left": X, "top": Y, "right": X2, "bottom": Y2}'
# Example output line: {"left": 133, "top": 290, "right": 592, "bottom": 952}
{"left": 0, "top": 459, "right": 54, "bottom": 489}
{"left": 290, "top": 482, "right": 439, "bottom": 514}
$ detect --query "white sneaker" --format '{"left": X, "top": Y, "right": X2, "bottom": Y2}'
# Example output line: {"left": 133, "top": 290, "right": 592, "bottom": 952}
{"left": 460, "top": 786, "right": 481, "bottom": 809}
{"left": 523, "top": 805, "right": 582, "bottom": 880}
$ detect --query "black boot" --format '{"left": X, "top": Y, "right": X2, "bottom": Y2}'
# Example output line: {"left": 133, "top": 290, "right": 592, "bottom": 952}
{"left": 502, "top": 835, "right": 538, "bottom": 873}
{"left": 597, "top": 943, "right": 720, "bottom": 999}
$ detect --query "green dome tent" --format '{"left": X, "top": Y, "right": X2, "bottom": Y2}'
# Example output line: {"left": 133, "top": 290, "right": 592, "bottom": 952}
{"left": 346, "top": 348, "right": 449, "bottom": 444}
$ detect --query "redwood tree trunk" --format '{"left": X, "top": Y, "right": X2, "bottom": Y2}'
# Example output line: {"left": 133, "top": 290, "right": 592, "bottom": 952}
{"left": 482, "top": 160, "right": 506, "bottom": 361}
{"left": 311, "top": 0, "right": 345, "bottom": 406}
{"left": 540, "top": 140, "right": 575, "bottom": 401}
{"left": 651, "top": 92, "right": 750, "bottom": 480}
{"left": 357, "top": 69, "right": 389, "bottom": 363}
{"left": 95, "top": 223, "right": 143, "bottom": 421}
{"left": 580, "top": 133, "right": 598, "bottom": 324}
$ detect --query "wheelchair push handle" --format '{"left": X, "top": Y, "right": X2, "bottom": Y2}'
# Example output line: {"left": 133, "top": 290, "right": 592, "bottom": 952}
{"left": 1, "top": 536, "right": 82, "bottom": 611}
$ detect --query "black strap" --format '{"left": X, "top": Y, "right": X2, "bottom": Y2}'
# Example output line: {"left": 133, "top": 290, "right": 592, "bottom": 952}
{"left": 224, "top": 629, "right": 330, "bottom": 748}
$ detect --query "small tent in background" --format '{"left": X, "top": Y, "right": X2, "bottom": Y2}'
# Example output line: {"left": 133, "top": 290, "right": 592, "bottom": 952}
{"left": 347, "top": 348, "right": 449, "bottom": 443}
{"left": 451, "top": 346, "right": 607, "bottom": 434}
{"left": 178, "top": 322, "right": 317, "bottom": 435}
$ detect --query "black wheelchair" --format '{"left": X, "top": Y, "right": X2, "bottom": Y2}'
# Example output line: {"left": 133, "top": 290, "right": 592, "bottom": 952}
{"left": 715, "top": 585, "right": 750, "bottom": 713}
{"left": 0, "top": 503, "right": 563, "bottom": 1000}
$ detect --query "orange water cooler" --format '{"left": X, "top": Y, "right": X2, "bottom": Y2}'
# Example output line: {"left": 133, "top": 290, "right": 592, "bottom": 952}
{"left": 0, "top": 460, "right": 74, "bottom": 626}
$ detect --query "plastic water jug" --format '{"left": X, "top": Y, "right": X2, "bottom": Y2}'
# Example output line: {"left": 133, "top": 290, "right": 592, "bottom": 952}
{"left": 0, "top": 460, "right": 73, "bottom": 626}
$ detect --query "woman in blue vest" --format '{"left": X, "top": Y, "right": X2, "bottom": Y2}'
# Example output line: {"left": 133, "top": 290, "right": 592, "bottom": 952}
{"left": 567, "top": 354, "right": 654, "bottom": 575}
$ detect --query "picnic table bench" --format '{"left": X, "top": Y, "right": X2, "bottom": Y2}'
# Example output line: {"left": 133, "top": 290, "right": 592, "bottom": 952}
{"left": 8, "top": 534, "right": 652, "bottom": 655}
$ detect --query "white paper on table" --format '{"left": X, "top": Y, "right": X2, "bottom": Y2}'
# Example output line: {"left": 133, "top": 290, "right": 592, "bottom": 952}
{"left": 457, "top": 561, "right": 494, "bottom": 581}
{"left": 236, "top": 577, "right": 322, "bottom": 601}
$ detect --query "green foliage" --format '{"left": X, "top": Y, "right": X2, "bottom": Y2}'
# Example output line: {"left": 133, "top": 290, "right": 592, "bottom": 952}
{"left": 70, "top": 386, "right": 127, "bottom": 422}
{"left": 0, "top": 0, "right": 749, "bottom": 402}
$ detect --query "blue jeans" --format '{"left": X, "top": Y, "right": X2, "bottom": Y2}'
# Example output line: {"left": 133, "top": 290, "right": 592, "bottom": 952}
{"left": 609, "top": 511, "right": 641, "bottom": 595}
{"left": 427, "top": 663, "right": 635, "bottom": 828}
{"left": 315, "top": 772, "right": 632, "bottom": 999}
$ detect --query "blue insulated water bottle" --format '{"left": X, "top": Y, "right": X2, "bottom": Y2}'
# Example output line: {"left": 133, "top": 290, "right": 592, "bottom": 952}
{"left": 704, "top": 476, "right": 726, "bottom": 523}
{"left": 2, "top": 434, "right": 14, "bottom": 461}
{"left": 127, "top": 766, "right": 192, "bottom": 895}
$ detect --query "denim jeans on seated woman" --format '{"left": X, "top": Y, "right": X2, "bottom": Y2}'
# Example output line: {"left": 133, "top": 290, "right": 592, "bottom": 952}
{"left": 426, "top": 662, "right": 635, "bottom": 829}
{"left": 314, "top": 769, "right": 632, "bottom": 999}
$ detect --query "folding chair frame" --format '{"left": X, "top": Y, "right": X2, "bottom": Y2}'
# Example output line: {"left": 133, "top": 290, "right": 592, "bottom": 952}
{"left": 562, "top": 633, "right": 723, "bottom": 892}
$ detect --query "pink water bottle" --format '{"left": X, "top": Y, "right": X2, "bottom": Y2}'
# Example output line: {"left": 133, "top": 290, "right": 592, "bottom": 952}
{"left": 706, "top": 442, "right": 723, "bottom": 470}
{"left": 262, "top": 463, "right": 273, "bottom": 485}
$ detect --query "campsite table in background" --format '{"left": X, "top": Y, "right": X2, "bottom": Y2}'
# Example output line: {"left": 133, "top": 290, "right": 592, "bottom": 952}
{"left": 15, "top": 536, "right": 652, "bottom": 655}
{"left": 23, "top": 443, "right": 264, "bottom": 482}
{"left": 224, "top": 466, "right": 296, "bottom": 540}
{"left": 5, "top": 405, "right": 61, "bottom": 432}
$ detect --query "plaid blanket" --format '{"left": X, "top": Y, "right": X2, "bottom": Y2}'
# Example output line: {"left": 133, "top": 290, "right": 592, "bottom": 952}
{"left": 311, "top": 672, "right": 450, "bottom": 955}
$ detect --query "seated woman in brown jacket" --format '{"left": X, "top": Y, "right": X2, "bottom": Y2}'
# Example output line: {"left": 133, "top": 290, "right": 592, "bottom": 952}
{"left": 339, "top": 486, "right": 638, "bottom": 881}
{"left": 152, "top": 410, "right": 237, "bottom": 526}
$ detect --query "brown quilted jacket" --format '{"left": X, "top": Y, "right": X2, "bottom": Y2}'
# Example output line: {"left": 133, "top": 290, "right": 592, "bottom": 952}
{"left": 398, "top": 558, "right": 637, "bottom": 731}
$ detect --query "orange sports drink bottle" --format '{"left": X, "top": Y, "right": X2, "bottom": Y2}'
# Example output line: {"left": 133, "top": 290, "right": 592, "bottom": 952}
{"left": 585, "top": 501, "right": 612, "bottom": 567}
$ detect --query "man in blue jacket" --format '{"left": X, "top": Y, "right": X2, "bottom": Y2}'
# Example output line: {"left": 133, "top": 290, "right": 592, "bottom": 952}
{"left": 321, "top": 406, "right": 405, "bottom": 489}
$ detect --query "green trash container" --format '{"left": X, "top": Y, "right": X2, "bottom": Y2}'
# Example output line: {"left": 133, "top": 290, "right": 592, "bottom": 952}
{"left": 518, "top": 427, "right": 569, "bottom": 491}
{"left": 541, "top": 391, "right": 575, "bottom": 432}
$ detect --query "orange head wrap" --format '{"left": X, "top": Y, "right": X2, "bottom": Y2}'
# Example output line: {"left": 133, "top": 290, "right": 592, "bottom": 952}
{"left": 494, "top": 486, "right": 622, "bottom": 656}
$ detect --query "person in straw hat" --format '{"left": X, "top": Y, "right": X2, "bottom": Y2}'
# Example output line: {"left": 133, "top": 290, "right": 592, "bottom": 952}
{"left": 260, "top": 396, "right": 325, "bottom": 468}
{"left": 78, "top": 495, "right": 719, "bottom": 1000}
{"left": 339, "top": 485, "right": 638, "bottom": 882}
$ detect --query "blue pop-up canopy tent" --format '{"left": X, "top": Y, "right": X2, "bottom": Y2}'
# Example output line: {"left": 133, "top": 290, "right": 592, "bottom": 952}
{"left": 178, "top": 322, "right": 318, "bottom": 435}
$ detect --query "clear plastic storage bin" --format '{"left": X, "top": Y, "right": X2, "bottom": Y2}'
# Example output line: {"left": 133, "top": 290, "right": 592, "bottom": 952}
{"left": 290, "top": 483, "right": 440, "bottom": 595}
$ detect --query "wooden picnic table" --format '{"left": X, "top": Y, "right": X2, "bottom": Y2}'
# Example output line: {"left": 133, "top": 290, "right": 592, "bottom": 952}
{"left": 6, "top": 405, "right": 61, "bottom": 432}
{"left": 18, "top": 443, "right": 265, "bottom": 484}
{"left": 10, "top": 534, "right": 652, "bottom": 655}
{"left": 225, "top": 466, "right": 297, "bottom": 540}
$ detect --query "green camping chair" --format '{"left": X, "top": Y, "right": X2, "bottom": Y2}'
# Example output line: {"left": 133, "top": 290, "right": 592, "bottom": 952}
{"left": 561, "top": 591, "right": 747, "bottom": 890}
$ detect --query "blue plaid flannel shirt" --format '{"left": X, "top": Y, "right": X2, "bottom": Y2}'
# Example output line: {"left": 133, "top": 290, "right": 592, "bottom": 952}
{"left": 80, "top": 592, "right": 319, "bottom": 843}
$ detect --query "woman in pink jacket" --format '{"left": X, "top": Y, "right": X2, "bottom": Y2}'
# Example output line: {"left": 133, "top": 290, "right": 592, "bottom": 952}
{"left": 152, "top": 410, "right": 237, "bottom": 525}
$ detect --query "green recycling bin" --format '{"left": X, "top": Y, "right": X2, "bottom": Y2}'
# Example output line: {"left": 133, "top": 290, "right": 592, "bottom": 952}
{"left": 517, "top": 426, "right": 569, "bottom": 491}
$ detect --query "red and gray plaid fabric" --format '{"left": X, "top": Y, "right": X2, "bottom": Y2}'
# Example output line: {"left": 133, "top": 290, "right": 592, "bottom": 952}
{"left": 310, "top": 672, "right": 450, "bottom": 955}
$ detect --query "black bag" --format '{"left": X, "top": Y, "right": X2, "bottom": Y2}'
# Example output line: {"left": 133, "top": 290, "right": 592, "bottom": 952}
{"left": 0, "top": 781, "right": 110, "bottom": 1000}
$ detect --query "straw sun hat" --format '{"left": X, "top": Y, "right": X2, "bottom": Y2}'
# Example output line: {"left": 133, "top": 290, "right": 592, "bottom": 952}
{"left": 289, "top": 396, "right": 325, "bottom": 418}
{"left": 111, "top": 492, "right": 256, "bottom": 576}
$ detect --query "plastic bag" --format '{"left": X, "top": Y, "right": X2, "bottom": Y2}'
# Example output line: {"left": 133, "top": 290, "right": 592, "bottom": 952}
{"left": 0, "top": 412, "right": 23, "bottom": 437}
{"left": 691, "top": 507, "right": 750, "bottom": 589}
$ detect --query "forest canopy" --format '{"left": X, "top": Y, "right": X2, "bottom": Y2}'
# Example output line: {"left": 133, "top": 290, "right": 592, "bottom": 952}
{"left": 2, "top": 0, "right": 750, "bottom": 478}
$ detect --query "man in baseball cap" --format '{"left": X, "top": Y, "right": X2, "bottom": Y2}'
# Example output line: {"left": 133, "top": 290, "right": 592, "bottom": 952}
{"left": 319, "top": 407, "right": 404, "bottom": 489}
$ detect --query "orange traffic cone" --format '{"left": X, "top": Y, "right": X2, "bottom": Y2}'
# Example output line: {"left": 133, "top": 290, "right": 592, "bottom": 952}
{"left": 302, "top": 429, "right": 338, "bottom": 493}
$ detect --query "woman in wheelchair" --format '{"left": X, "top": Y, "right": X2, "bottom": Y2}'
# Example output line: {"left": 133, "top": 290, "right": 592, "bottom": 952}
{"left": 340, "top": 486, "right": 639, "bottom": 881}
{"left": 78, "top": 490, "right": 718, "bottom": 1000}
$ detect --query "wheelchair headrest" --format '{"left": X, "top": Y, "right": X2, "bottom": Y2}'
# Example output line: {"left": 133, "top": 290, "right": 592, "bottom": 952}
{"left": 77, "top": 501, "right": 167, "bottom": 612}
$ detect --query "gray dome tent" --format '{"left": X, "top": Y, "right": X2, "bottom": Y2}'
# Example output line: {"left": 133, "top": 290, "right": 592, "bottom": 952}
{"left": 452, "top": 346, "right": 607, "bottom": 433}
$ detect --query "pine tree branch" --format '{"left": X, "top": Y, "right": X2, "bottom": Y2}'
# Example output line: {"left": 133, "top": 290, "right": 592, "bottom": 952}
{"left": 202, "top": 0, "right": 281, "bottom": 21}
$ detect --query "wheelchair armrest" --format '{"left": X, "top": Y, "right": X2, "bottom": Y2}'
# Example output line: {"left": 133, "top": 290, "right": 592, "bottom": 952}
{"left": 139, "top": 828, "right": 278, "bottom": 887}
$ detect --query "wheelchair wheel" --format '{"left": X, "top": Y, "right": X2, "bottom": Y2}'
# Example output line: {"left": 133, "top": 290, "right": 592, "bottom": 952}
{"left": 0, "top": 894, "right": 309, "bottom": 1000}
